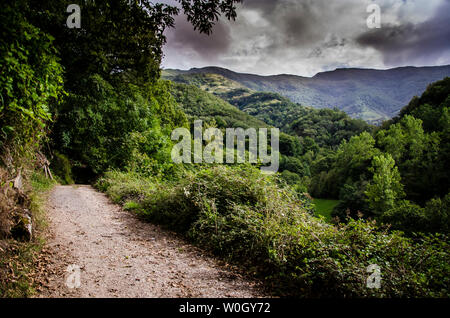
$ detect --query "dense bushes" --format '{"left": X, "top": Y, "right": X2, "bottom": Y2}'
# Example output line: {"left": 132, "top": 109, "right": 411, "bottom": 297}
{"left": 308, "top": 79, "right": 450, "bottom": 235}
{"left": 51, "top": 76, "right": 187, "bottom": 177}
{"left": 381, "top": 194, "right": 450, "bottom": 234}
{"left": 96, "top": 166, "right": 450, "bottom": 297}
{"left": 0, "top": 2, "right": 63, "bottom": 157}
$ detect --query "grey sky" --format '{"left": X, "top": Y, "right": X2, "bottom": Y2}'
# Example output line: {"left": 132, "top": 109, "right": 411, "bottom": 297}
{"left": 161, "top": 0, "right": 450, "bottom": 76}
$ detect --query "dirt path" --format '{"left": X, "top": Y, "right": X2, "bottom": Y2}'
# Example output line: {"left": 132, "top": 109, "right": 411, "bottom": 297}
{"left": 36, "top": 185, "right": 266, "bottom": 298}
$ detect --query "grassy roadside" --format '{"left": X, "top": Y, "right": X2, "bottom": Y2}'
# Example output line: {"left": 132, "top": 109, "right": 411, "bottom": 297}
{"left": 0, "top": 172, "right": 56, "bottom": 298}
{"left": 313, "top": 199, "right": 340, "bottom": 222}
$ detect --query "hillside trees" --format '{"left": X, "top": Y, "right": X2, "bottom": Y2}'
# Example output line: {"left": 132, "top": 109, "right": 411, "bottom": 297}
{"left": 168, "top": 68, "right": 449, "bottom": 235}
{"left": 365, "top": 154, "right": 405, "bottom": 214}
{"left": 167, "top": 73, "right": 375, "bottom": 192}
{"left": 309, "top": 132, "right": 380, "bottom": 199}
{"left": 291, "top": 108, "right": 372, "bottom": 148}
{"left": 308, "top": 78, "right": 450, "bottom": 234}
{"left": 376, "top": 115, "right": 441, "bottom": 202}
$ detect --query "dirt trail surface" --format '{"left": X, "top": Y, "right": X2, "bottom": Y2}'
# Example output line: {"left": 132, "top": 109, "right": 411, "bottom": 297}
{"left": 36, "top": 185, "right": 266, "bottom": 298}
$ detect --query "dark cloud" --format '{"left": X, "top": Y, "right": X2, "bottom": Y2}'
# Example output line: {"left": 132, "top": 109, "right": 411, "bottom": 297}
{"left": 167, "top": 14, "right": 231, "bottom": 59}
{"left": 243, "top": 0, "right": 360, "bottom": 48}
{"left": 356, "top": 0, "right": 450, "bottom": 65}
{"left": 162, "top": 0, "right": 450, "bottom": 76}
{"left": 242, "top": 0, "right": 280, "bottom": 15}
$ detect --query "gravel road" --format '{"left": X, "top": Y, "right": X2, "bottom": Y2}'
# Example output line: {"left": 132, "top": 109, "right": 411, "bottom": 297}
{"left": 36, "top": 185, "right": 266, "bottom": 298}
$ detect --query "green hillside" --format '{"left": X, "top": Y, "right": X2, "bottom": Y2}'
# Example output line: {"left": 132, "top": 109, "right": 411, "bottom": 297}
{"left": 164, "top": 65, "right": 450, "bottom": 124}
{"left": 168, "top": 71, "right": 450, "bottom": 237}
{"left": 169, "top": 81, "right": 269, "bottom": 129}
{"left": 164, "top": 72, "right": 305, "bottom": 130}
{"left": 165, "top": 72, "right": 374, "bottom": 148}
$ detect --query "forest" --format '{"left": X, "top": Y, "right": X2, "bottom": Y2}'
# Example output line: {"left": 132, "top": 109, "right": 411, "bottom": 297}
{"left": 1, "top": 0, "right": 449, "bottom": 298}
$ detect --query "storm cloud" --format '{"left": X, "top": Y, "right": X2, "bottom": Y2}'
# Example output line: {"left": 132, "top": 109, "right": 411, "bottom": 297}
{"left": 356, "top": 0, "right": 450, "bottom": 66}
{"left": 161, "top": 0, "right": 450, "bottom": 76}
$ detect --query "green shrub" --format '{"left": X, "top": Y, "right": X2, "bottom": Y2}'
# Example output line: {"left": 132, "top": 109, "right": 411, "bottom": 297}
{"left": 381, "top": 195, "right": 450, "bottom": 234}
{"left": 96, "top": 170, "right": 157, "bottom": 204}
{"left": 381, "top": 200, "right": 426, "bottom": 233}
{"left": 50, "top": 152, "right": 74, "bottom": 184}
{"left": 423, "top": 194, "right": 450, "bottom": 234}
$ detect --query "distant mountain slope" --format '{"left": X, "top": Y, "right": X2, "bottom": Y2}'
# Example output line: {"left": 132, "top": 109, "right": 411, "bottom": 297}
{"left": 165, "top": 72, "right": 305, "bottom": 131}
{"left": 163, "top": 65, "right": 450, "bottom": 124}
{"left": 169, "top": 82, "right": 269, "bottom": 129}
{"left": 167, "top": 77, "right": 373, "bottom": 149}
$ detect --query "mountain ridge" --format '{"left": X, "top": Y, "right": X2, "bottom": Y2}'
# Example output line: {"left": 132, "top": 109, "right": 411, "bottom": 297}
{"left": 163, "top": 65, "right": 450, "bottom": 124}
{"left": 167, "top": 64, "right": 450, "bottom": 79}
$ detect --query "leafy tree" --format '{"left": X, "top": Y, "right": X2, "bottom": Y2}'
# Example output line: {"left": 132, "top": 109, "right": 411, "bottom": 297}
{"left": 0, "top": 2, "right": 64, "bottom": 154}
{"left": 334, "top": 132, "right": 380, "bottom": 183}
{"left": 377, "top": 115, "right": 443, "bottom": 202}
{"left": 365, "top": 154, "right": 404, "bottom": 214}
{"left": 26, "top": 0, "right": 242, "bottom": 87}
{"left": 423, "top": 193, "right": 450, "bottom": 234}
{"left": 280, "top": 169, "right": 302, "bottom": 185}
{"left": 377, "top": 115, "right": 428, "bottom": 163}
{"left": 280, "top": 156, "right": 307, "bottom": 176}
